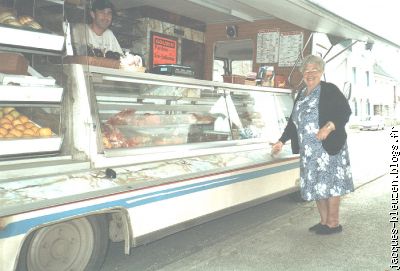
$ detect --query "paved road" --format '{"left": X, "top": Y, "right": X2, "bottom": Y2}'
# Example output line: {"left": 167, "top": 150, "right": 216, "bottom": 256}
{"left": 100, "top": 128, "right": 390, "bottom": 271}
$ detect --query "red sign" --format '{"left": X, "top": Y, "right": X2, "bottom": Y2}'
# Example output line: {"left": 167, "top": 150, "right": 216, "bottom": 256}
{"left": 152, "top": 33, "right": 177, "bottom": 65}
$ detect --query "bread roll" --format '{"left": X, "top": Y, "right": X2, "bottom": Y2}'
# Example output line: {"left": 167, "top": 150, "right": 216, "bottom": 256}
{"left": 18, "top": 15, "right": 34, "bottom": 25}
{"left": 14, "top": 124, "right": 25, "bottom": 131}
{"left": 0, "top": 11, "right": 16, "bottom": 23}
{"left": 9, "top": 110, "right": 20, "bottom": 118}
{"left": 3, "top": 107, "right": 15, "bottom": 114}
{"left": 23, "top": 128, "right": 35, "bottom": 137}
{"left": 9, "top": 128, "right": 23, "bottom": 137}
{"left": 0, "top": 118, "right": 11, "bottom": 125}
{"left": 24, "top": 121, "right": 35, "bottom": 128}
{"left": 3, "top": 18, "right": 22, "bottom": 26}
{"left": 4, "top": 114, "right": 14, "bottom": 122}
{"left": 30, "top": 125, "right": 39, "bottom": 134}
{"left": 39, "top": 127, "right": 52, "bottom": 137}
{"left": 26, "top": 21, "right": 42, "bottom": 29}
{"left": 12, "top": 119, "right": 22, "bottom": 126}
{"left": 0, "top": 127, "right": 7, "bottom": 136}
{"left": 18, "top": 115, "right": 29, "bottom": 123}
{"left": 1, "top": 123, "right": 12, "bottom": 130}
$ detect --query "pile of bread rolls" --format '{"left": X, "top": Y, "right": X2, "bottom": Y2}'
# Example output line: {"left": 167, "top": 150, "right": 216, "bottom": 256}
{"left": 0, "top": 7, "right": 42, "bottom": 29}
{"left": 0, "top": 107, "right": 53, "bottom": 138}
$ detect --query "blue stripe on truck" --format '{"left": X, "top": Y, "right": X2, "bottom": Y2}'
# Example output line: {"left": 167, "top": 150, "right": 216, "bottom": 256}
{"left": 0, "top": 161, "right": 298, "bottom": 239}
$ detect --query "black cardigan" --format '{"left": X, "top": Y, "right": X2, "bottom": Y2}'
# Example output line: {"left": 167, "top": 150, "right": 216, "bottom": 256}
{"left": 279, "top": 81, "right": 352, "bottom": 155}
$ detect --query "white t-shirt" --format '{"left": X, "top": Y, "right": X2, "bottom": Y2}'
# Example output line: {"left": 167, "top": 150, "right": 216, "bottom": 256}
{"left": 71, "top": 23, "right": 123, "bottom": 55}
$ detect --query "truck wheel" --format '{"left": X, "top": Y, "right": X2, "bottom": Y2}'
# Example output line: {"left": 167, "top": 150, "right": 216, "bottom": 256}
{"left": 18, "top": 215, "right": 109, "bottom": 271}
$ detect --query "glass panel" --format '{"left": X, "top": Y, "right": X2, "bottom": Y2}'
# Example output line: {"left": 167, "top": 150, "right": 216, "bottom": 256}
{"left": 0, "top": 104, "right": 62, "bottom": 157}
{"left": 0, "top": 105, "right": 60, "bottom": 138}
{"left": 227, "top": 90, "right": 293, "bottom": 143}
{"left": 94, "top": 78, "right": 224, "bottom": 150}
{"left": 93, "top": 75, "right": 294, "bottom": 151}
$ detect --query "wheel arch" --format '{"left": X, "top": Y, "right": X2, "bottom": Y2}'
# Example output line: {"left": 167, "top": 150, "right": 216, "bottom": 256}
{"left": 15, "top": 208, "right": 133, "bottom": 271}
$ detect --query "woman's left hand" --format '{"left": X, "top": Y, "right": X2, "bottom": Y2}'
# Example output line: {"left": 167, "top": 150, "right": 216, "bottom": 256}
{"left": 316, "top": 121, "right": 335, "bottom": 141}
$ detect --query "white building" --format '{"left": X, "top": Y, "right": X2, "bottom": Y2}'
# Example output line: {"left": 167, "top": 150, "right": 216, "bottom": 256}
{"left": 311, "top": 33, "right": 400, "bottom": 124}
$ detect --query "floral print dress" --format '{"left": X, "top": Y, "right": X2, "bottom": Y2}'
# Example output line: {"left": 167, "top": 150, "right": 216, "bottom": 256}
{"left": 293, "top": 85, "right": 354, "bottom": 201}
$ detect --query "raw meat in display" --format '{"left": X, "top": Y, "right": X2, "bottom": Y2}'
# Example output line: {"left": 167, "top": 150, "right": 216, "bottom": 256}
{"left": 102, "top": 124, "right": 128, "bottom": 148}
{"left": 106, "top": 109, "right": 136, "bottom": 125}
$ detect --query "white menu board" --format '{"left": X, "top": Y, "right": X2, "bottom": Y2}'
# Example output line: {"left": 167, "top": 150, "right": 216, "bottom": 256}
{"left": 256, "top": 29, "right": 279, "bottom": 63}
{"left": 278, "top": 31, "right": 304, "bottom": 67}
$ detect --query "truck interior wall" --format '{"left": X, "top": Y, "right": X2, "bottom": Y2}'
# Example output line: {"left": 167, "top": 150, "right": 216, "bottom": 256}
{"left": 204, "top": 18, "right": 312, "bottom": 87}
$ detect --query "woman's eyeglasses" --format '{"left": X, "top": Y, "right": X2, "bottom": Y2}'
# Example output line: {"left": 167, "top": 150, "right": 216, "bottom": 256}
{"left": 303, "top": 69, "right": 320, "bottom": 75}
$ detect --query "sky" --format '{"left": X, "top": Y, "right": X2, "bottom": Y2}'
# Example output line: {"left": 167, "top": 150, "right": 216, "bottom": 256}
{"left": 309, "top": 0, "right": 400, "bottom": 79}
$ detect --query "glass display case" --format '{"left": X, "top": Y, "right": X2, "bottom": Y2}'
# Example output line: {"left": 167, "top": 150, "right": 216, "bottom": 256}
{"left": 67, "top": 65, "right": 294, "bottom": 168}
{"left": 94, "top": 79, "right": 292, "bottom": 149}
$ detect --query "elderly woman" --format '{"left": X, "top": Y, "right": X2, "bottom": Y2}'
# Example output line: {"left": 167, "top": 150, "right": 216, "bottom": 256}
{"left": 272, "top": 55, "right": 354, "bottom": 235}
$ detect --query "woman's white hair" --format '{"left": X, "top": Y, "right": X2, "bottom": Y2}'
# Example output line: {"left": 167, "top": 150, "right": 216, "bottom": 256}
{"left": 299, "top": 55, "right": 325, "bottom": 73}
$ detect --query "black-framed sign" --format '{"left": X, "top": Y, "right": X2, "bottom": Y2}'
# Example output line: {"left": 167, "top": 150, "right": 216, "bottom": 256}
{"left": 150, "top": 32, "right": 178, "bottom": 67}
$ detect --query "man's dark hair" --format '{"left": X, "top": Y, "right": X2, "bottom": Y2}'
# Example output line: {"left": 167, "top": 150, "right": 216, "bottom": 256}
{"left": 91, "top": 0, "right": 115, "bottom": 12}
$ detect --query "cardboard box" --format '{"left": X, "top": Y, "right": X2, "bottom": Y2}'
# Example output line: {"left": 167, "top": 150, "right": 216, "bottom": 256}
{"left": 244, "top": 80, "right": 257, "bottom": 86}
{"left": 63, "top": 56, "right": 120, "bottom": 69}
{"left": 222, "top": 75, "right": 246, "bottom": 84}
{"left": 0, "top": 53, "right": 28, "bottom": 75}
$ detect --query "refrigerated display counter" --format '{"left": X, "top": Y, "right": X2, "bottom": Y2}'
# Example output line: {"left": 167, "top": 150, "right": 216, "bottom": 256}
{"left": 1, "top": 64, "right": 299, "bottom": 216}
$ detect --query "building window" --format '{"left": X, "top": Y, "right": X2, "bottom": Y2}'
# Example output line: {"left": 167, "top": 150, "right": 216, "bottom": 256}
{"left": 352, "top": 67, "right": 357, "bottom": 85}
{"left": 366, "top": 71, "right": 370, "bottom": 87}
{"left": 353, "top": 99, "right": 358, "bottom": 116}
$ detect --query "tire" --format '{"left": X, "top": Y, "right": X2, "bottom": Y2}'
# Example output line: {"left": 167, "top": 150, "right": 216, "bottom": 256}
{"left": 17, "top": 215, "right": 109, "bottom": 271}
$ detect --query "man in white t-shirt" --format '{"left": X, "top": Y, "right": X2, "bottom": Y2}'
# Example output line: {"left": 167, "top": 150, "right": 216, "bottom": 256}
{"left": 72, "top": 0, "right": 123, "bottom": 57}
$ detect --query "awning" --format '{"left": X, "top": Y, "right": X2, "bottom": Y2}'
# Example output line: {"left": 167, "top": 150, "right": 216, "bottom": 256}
{"left": 236, "top": 0, "right": 400, "bottom": 48}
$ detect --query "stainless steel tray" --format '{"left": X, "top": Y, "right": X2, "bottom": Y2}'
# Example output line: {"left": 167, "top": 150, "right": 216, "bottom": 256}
{"left": 0, "top": 136, "right": 62, "bottom": 156}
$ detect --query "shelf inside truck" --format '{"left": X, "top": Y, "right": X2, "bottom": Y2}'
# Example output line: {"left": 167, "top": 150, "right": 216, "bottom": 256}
{"left": 0, "top": 25, "right": 65, "bottom": 52}
{"left": 0, "top": 136, "right": 62, "bottom": 156}
{"left": 0, "top": 85, "right": 63, "bottom": 102}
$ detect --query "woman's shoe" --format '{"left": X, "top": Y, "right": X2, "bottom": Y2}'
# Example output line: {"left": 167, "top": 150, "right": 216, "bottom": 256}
{"left": 308, "top": 223, "right": 325, "bottom": 232}
{"left": 315, "top": 224, "right": 343, "bottom": 235}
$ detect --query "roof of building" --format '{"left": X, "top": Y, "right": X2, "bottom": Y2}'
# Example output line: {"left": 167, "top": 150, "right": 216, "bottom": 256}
{"left": 373, "top": 63, "right": 398, "bottom": 80}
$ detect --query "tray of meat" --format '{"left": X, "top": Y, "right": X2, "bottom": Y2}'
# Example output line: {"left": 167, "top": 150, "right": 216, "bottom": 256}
{"left": 102, "top": 123, "right": 189, "bottom": 149}
{"left": 105, "top": 109, "right": 198, "bottom": 126}
{"left": 118, "top": 125, "right": 190, "bottom": 137}
{"left": 105, "top": 109, "right": 161, "bottom": 126}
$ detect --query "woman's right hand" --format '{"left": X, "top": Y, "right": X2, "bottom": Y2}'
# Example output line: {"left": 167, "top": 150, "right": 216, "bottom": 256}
{"left": 271, "top": 141, "right": 283, "bottom": 155}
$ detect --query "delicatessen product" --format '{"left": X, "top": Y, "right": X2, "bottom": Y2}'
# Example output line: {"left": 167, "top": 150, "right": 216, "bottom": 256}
{"left": 101, "top": 109, "right": 215, "bottom": 149}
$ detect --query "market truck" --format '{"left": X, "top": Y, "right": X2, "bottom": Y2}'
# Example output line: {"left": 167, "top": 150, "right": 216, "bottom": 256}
{"left": 0, "top": 0, "right": 396, "bottom": 270}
